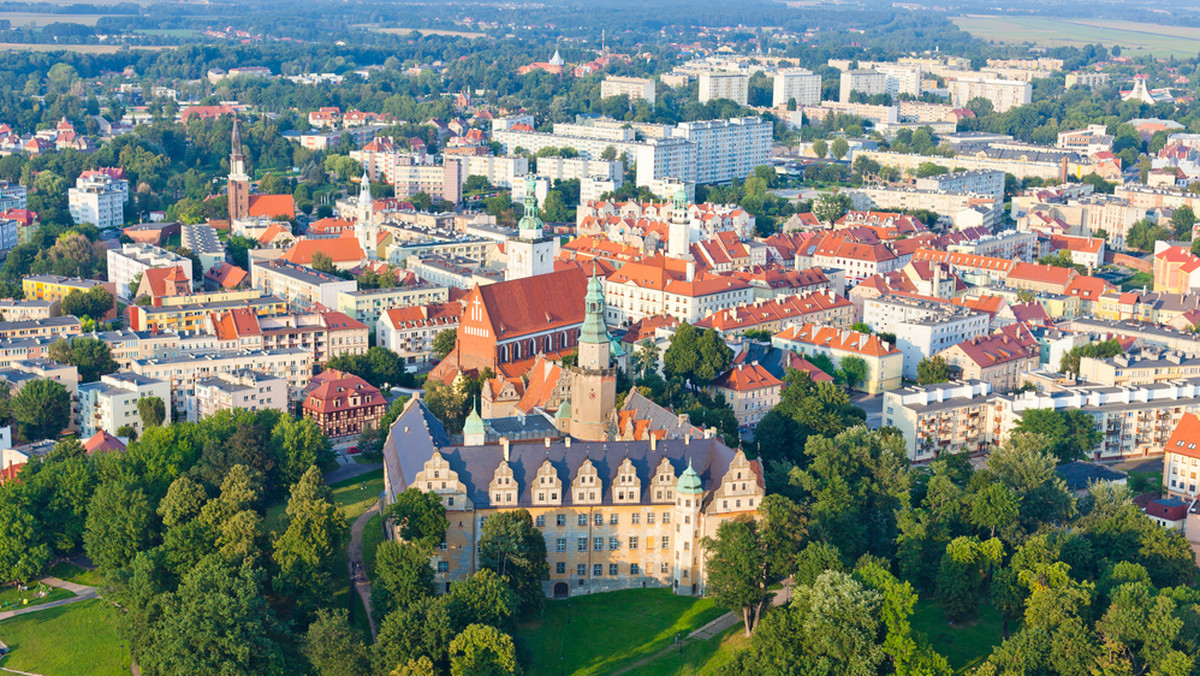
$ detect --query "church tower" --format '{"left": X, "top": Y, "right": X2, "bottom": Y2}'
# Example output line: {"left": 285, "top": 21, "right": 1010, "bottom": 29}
{"left": 506, "top": 175, "right": 556, "bottom": 281}
{"left": 568, "top": 268, "right": 616, "bottom": 441}
{"left": 355, "top": 172, "right": 378, "bottom": 260}
{"left": 667, "top": 186, "right": 692, "bottom": 259}
{"left": 227, "top": 118, "right": 250, "bottom": 221}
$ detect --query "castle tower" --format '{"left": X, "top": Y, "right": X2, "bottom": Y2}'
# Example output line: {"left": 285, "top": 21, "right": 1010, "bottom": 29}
{"left": 355, "top": 171, "right": 378, "bottom": 260}
{"left": 463, "top": 399, "right": 485, "bottom": 447}
{"left": 227, "top": 118, "right": 250, "bottom": 221}
{"left": 673, "top": 459, "right": 704, "bottom": 595}
{"left": 567, "top": 269, "right": 616, "bottom": 441}
{"left": 667, "top": 186, "right": 692, "bottom": 259}
{"left": 506, "top": 175, "right": 555, "bottom": 281}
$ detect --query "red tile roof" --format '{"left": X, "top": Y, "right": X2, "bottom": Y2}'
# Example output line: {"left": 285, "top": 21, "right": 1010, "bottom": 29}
{"left": 380, "top": 302, "right": 463, "bottom": 329}
{"left": 211, "top": 308, "right": 262, "bottom": 340}
{"left": 774, "top": 323, "right": 899, "bottom": 357}
{"left": 303, "top": 370, "right": 383, "bottom": 414}
{"left": 0, "top": 461, "right": 25, "bottom": 484}
{"left": 712, "top": 362, "right": 782, "bottom": 392}
{"left": 83, "top": 430, "right": 126, "bottom": 455}
{"left": 205, "top": 262, "right": 249, "bottom": 289}
{"left": 1009, "top": 262, "right": 1076, "bottom": 288}
{"left": 695, "top": 291, "right": 850, "bottom": 332}
{"left": 1165, "top": 413, "right": 1200, "bottom": 460}
{"left": 621, "top": 315, "right": 679, "bottom": 345}
{"left": 947, "top": 323, "right": 1038, "bottom": 368}
{"left": 282, "top": 236, "right": 365, "bottom": 266}
{"left": 247, "top": 194, "right": 296, "bottom": 219}
{"left": 476, "top": 267, "right": 589, "bottom": 340}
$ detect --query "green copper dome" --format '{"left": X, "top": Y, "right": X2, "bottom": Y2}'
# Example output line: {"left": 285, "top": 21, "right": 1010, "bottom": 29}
{"left": 555, "top": 400, "right": 571, "bottom": 419}
{"left": 675, "top": 459, "right": 703, "bottom": 495}
{"left": 463, "top": 400, "right": 485, "bottom": 436}
{"left": 518, "top": 175, "right": 544, "bottom": 231}
{"left": 579, "top": 271, "right": 610, "bottom": 346}
{"left": 673, "top": 186, "right": 687, "bottom": 207}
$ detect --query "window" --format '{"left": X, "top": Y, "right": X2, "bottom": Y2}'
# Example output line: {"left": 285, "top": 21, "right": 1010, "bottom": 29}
{"left": 594, "top": 513, "right": 604, "bottom": 526}
{"left": 578, "top": 514, "right": 587, "bottom": 526}
{"left": 577, "top": 564, "right": 586, "bottom": 576}
{"left": 439, "top": 541, "right": 447, "bottom": 551}
{"left": 609, "top": 564, "right": 619, "bottom": 576}
{"left": 662, "top": 536, "right": 670, "bottom": 548}
{"left": 594, "top": 537, "right": 604, "bottom": 551}
{"left": 630, "top": 563, "right": 640, "bottom": 575}
{"left": 480, "top": 517, "right": 487, "bottom": 527}
{"left": 593, "top": 564, "right": 603, "bottom": 576}
{"left": 647, "top": 512, "right": 655, "bottom": 524}
{"left": 437, "top": 561, "right": 448, "bottom": 573}
{"left": 629, "top": 536, "right": 639, "bottom": 550}
{"left": 684, "top": 542, "right": 690, "bottom": 550}
{"left": 556, "top": 561, "right": 565, "bottom": 574}
{"left": 578, "top": 537, "right": 587, "bottom": 552}
{"left": 610, "top": 514, "right": 619, "bottom": 525}
{"left": 631, "top": 513, "right": 640, "bottom": 525}
{"left": 684, "top": 515, "right": 691, "bottom": 524}
{"left": 663, "top": 513, "right": 670, "bottom": 524}
{"left": 556, "top": 514, "right": 566, "bottom": 527}
{"left": 609, "top": 537, "right": 620, "bottom": 550}
{"left": 556, "top": 538, "right": 566, "bottom": 552}
{"left": 536, "top": 515, "right": 545, "bottom": 527}
{"left": 661, "top": 562, "right": 669, "bottom": 574}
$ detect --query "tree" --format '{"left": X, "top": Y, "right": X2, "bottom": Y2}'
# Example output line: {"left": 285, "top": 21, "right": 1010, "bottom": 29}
{"left": 1126, "top": 219, "right": 1171, "bottom": 252}
{"left": 372, "top": 540, "right": 436, "bottom": 617}
{"left": 0, "top": 487, "right": 52, "bottom": 582}
{"left": 61, "top": 286, "right": 114, "bottom": 319}
{"left": 812, "top": 192, "right": 852, "bottom": 224}
{"left": 48, "top": 337, "right": 119, "bottom": 383}
{"left": 11, "top": 378, "right": 70, "bottom": 440}
{"left": 662, "top": 323, "right": 733, "bottom": 390}
{"left": 937, "top": 536, "right": 1003, "bottom": 621}
{"left": 448, "top": 624, "right": 520, "bottom": 676}
{"left": 273, "top": 467, "right": 348, "bottom": 612}
{"left": 704, "top": 516, "right": 773, "bottom": 636}
{"left": 811, "top": 139, "right": 828, "bottom": 158}
{"left": 478, "top": 509, "right": 548, "bottom": 615}
{"left": 445, "top": 569, "right": 519, "bottom": 632}
{"left": 631, "top": 339, "right": 660, "bottom": 378}
{"left": 1166, "top": 207, "right": 1194, "bottom": 239}
{"left": 270, "top": 415, "right": 334, "bottom": 488}
{"left": 84, "top": 480, "right": 155, "bottom": 570}
{"left": 138, "top": 395, "right": 166, "bottom": 429}
{"left": 384, "top": 487, "right": 448, "bottom": 550}
{"left": 917, "top": 356, "right": 951, "bottom": 385}
{"left": 831, "top": 137, "right": 850, "bottom": 160}
{"left": 432, "top": 329, "right": 456, "bottom": 360}
{"left": 304, "top": 608, "right": 371, "bottom": 676}
{"left": 970, "top": 483, "right": 1019, "bottom": 539}
{"left": 915, "top": 161, "right": 949, "bottom": 178}
{"left": 839, "top": 355, "right": 869, "bottom": 390}
{"left": 1059, "top": 338, "right": 1124, "bottom": 376}
{"left": 1012, "top": 409, "right": 1101, "bottom": 462}
{"left": 374, "top": 595, "right": 456, "bottom": 673}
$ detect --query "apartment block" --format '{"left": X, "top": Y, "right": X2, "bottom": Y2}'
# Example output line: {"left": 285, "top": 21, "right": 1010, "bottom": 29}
{"left": 377, "top": 302, "right": 464, "bottom": 366}
{"left": 674, "top": 118, "right": 771, "bottom": 185}
{"left": 698, "top": 72, "right": 749, "bottom": 105}
{"left": 132, "top": 348, "right": 314, "bottom": 413}
{"left": 251, "top": 259, "right": 357, "bottom": 312}
{"left": 863, "top": 295, "right": 991, "bottom": 380}
{"left": 0, "top": 299, "right": 59, "bottom": 322}
{"left": 453, "top": 155, "right": 529, "bottom": 189}
{"left": 192, "top": 369, "right": 289, "bottom": 422}
{"left": 945, "top": 77, "right": 1032, "bottom": 113}
{"left": 1078, "top": 349, "right": 1200, "bottom": 387}
{"left": 106, "top": 243, "right": 194, "bottom": 300}
{"left": 537, "top": 157, "right": 623, "bottom": 183}
{"left": 0, "top": 316, "right": 81, "bottom": 340}
{"left": 772, "top": 323, "right": 903, "bottom": 394}
{"left": 22, "top": 275, "right": 113, "bottom": 304}
{"left": 180, "top": 223, "right": 226, "bottom": 274}
{"left": 772, "top": 69, "right": 822, "bottom": 107}
{"left": 127, "top": 290, "right": 288, "bottom": 333}
{"left": 914, "top": 169, "right": 1005, "bottom": 198}
{"left": 336, "top": 284, "right": 450, "bottom": 326}
{"left": 839, "top": 70, "right": 888, "bottom": 102}
{"left": 601, "top": 76, "right": 657, "bottom": 105}
{"left": 883, "top": 380, "right": 994, "bottom": 462}
{"left": 77, "top": 372, "right": 171, "bottom": 438}
{"left": 68, "top": 170, "right": 129, "bottom": 230}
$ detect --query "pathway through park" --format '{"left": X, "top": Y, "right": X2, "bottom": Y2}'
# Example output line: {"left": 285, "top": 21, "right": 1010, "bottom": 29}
{"left": 347, "top": 503, "right": 381, "bottom": 640}
{"left": 0, "top": 576, "right": 97, "bottom": 622}
{"left": 609, "top": 580, "right": 794, "bottom": 676}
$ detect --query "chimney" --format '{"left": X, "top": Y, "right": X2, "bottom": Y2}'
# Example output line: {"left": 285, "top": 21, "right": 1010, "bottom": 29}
{"left": 544, "top": 437, "right": 551, "bottom": 449}
{"left": 650, "top": 434, "right": 657, "bottom": 452}
{"left": 684, "top": 434, "right": 691, "bottom": 446}
{"left": 565, "top": 437, "right": 572, "bottom": 448}
{"left": 501, "top": 437, "right": 510, "bottom": 462}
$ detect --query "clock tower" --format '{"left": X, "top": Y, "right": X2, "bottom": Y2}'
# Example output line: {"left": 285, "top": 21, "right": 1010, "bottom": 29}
{"left": 567, "top": 267, "right": 616, "bottom": 441}
{"left": 506, "top": 175, "right": 557, "bottom": 281}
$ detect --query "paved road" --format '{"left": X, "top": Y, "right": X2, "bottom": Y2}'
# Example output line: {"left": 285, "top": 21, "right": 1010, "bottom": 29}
{"left": 610, "top": 580, "right": 793, "bottom": 676}
{"left": 347, "top": 503, "right": 381, "bottom": 640}
{"left": 325, "top": 461, "right": 382, "bottom": 486}
{"left": 0, "top": 576, "right": 97, "bottom": 621}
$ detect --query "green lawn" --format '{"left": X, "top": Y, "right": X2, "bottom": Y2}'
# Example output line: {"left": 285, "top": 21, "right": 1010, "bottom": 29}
{"left": 362, "top": 513, "right": 385, "bottom": 581}
{"left": 625, "top": 622, "right": 749, "bottom": 676}
{"left": 0, "top": 599, "right": 130, "bottom": 676}
{"left": 0, "top": 582, "right": 74, "bottom": 611}
{"left": 48, "top": 561, "right": 104, "bottom": 588}
{"left": 1120, "top": 271, "right": 1153, "bottom": 292}
{"left": 264, "top": 468, "right": 385, "bottom": 535}
{"left": 1127, "top": 469, "right": 1162, "bottom": 495}
{"left": 911, "top": 598, "right": 1008, "bottom": 673}
{"left": 515, "top": 588, "right": 725, "bottom": 675}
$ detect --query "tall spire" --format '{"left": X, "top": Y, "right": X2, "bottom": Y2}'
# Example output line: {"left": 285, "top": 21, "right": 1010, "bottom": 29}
{"left": 230, "top": 116, "right": 243, "bottom": 160}
{"left": 516, "top": 175, "right": 544, "bottom": 237}
{"left": 579, "top": 266, "right": 610, "bottom": 347}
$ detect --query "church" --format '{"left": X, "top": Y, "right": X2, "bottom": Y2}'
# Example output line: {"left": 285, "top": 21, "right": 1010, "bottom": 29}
{"left": 226, "top": 118, "right": 297, "bottom": 221}
{"left": 381, "top": 277, "right": 764, "bottom": 598}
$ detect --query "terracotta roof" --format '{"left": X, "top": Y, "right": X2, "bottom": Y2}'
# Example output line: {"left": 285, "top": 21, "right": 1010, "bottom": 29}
{"left": 321, "top": 311, "right": 367, "bottom": 331}
{"left": 695, "top": 291, "right": 849, "bottom": 332}
{"left": 621, "top": 315, "right": 679, "bottom": 345}
{"left": 913, "top": 248, "right": 1015, "bottom": 273}
{"left": 1065, "top": 275, "right": 1113, "bottom": 301}
{"left": 774, "top": 323, "right": 899, "bottom": 357}
{"left": 1009, "top": 262, "right": 1075, "bottom": 288}
{"left": 1048, "top": 234, "right": 1104, "bottom": 254}
{"left": 380, "top": 302, "right": 463, "bottom": 329}
{"left": 946, "top": 323, "right": 1038, "bottom": 368}
{"left": 258, "top": 222, "right": 291, "bottom": 246}
{"left": 514, "top": 355, "right": 562, "bottom": 414}
{"left": 476, "top": 267, "right": 589, "bottom": 340}
{"left": 282, "top": 236, "right": 365, "bottom": 266}
{"left": 307, "top": 218, "right": 356, "bottom": 235}
{"left": 1165, "top": 413, "right": 1200, "bottom": 460}
{"left": 950, "top": 294, "right": 1005, "bottom": 316}
{"left": 211, "top": 308, "right": 262, "bottom": 340}
{"left": 83, "top": 430, "right": 126, "bottom": 455}
{"left": 303, "top": 370, "right": 384, "bottom": 414}
{"left": 205, "top": 262, "right": 249, "bottom": 289}
{"left": 0, "top": 462, "right": 25, "bottom": 484}
{"left": 140, "top": 265, "right": 190, "bottom": 298}
{"left": 247, "top": 194, "right": 296, "bottom": 219}
{"left": 712, "top": 362, "right": 782, "bottom": 392}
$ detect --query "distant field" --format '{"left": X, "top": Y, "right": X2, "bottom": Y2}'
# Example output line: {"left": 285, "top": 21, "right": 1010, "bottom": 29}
{"left": 0, "top": 13, "right": 109, "bottom": 27}
{"left": 356, "top": 23, "right": 487, "bottom": 39}
{"left": 0, "top": 42, "right": 173, "bottom": 53}
{"left": 952, "top": 15, "right": 1200, "bottom": 58}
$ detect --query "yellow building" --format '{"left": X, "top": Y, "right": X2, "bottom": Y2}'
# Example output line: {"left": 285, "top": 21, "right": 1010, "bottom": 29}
{"left": 23, "top": 275, "right": 111, "bottom": 303}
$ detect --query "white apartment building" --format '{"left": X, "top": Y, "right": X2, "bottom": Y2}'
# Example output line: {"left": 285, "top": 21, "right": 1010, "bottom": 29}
{"left": 870, "top": 63, "right": 923, "bottom": 98}
{"left": 883, "top": 380, "right": 994, "bottom": 462}
{"left": 863, "top": 295, "right": 991, "bottom": 379}
{"left": 132, "top": 348, "right": 313, "bottom": 413}
{"left": 106, "top": 243, "right": 194, "bottom": 300}
{"left": 252, "top": 259, "right": 357, "bottom": 312}
{"left": 698, "top": 72, "right": 749, "bottom": 105}
{"left": 180, "top": 222, "right": 226, "bottom": 274}
{"left": 76, "top": 372, "right": 171, "bottom": 438}
{"left": 336, "top": 284, "right": 450, "bottom": 325}
{"left": 69, "top": 171, "right": 129, "bottom": 230}
{"left": 0, "top": 180, "right": 27, "bottom": 211}
{"left": 454, "top": 155, "right": 529, "bottom": 189}
{"left": 945, "top": 77, "right": 1032, "bottom": 113}
{"left": 600, "top": 76, "right": 657, "bottom": 105}
{"left": 839, "top": 70, "right": 888, "bottom": 102}
{"left": 772, "top": 69, "right": 822, "bottom": 108}
{"left": 536, "top": 157, "right": 623, "bottom": 183}
{"left": 0, "top": 218, "right": 17, "bottom": 254}
{"left": 674, "top": 118, "right": 772, "bottom": 185}
{"left": 376, "top": 302, "right": 463, "bottom": 366}
{"left": 192, "top": 369, "right": 288, "bottom": 422}
{"left": 914, "top": 169, "right": 1005, "bottom": 199}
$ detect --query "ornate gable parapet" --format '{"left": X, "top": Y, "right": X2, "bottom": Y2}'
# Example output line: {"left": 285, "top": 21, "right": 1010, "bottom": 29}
{"left": 570, "top": 457, "right": 603, "bottom": 505}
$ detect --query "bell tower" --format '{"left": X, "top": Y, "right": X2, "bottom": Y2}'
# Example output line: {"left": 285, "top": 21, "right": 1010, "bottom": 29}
{"left": 227, "top": 117, "right": 250, "bottom": 221}
{"left": 355, "top": 171, "right": 378, "bottom": 260}
{"left": 568, "top": 267, "right": 615, "bottom": 441}
{"left": 667, "top": 186, "right": 691, "bottom": 259}
{"left": 506, "top": 175, "right": 556, "bottom": 281}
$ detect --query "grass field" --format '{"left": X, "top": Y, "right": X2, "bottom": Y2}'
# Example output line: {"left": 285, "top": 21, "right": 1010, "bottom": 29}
{"left": 625, "top": 622, "right": 748, "bottom": 676}
{"left": 0, "top": 599, "right": 130, "bottom": 676}
{"left": 0, "top": 583, "right": 74, "bottom": 611}
{"left": 49, "top": 561, "right": 105, "bottom": 588}
{"left": 911, "top": 598, "right": 1008, "bottom": 673}
{"left": 952, "top": 15, "right": 1200, "bottom": 58}
{"left": 355, "top": 24, "right": 487, "bottom": 39}
{"left": 515, "top": 588, "right": 725, "bottom": 675}
{"left": 1120, "top": 270, "right": 1153, "bottom": 291}
{"left": 362, "top": 512, "right": 385, "bottom": 580}
{"left": 0, "top": 12, "right": 108, "bottom": 27}
{"left": 0, "top": 42, "right": 172, "bottom": 53}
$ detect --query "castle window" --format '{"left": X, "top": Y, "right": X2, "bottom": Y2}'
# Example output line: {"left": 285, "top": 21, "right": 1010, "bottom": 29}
{"left": 589, "top": 492, "right": 596, "bottom": 501}
{"left": 536, "top": 515, "right": 545, "bottom": 527}
{"left": 557, "top": 514, "right": 566, "bottom": 527}
{"left": 426, "top": 482, "right": 432, "bottom": 490}
{"left": 661, "top": 563, "right": 669, "bottom": 574}
{"left": 631, "top": 563, "right": 640, "bottom": 575}
{"left": 552, "top": 493, "right": 558, "bottom": 501}
{"left": 736, "top": 500, "right": 741, "bottom": 508}
{"left": 577, "top": 564, "right": 586, "bottom": 576}
{"left": 647, "top": 513, "right": 655, "bottom": 524}
{"left": 662, "top": 536, "right": 670, "bottom": 548}
{"left": 578, "top": 538, "right": 587, "bottom": 551}
{"left": 610, "top": 514, "right": 619, "bottom": 525}
{"left": 609, "top": 537, "right": 619, "bottom": 550}
{"left": 494, "top": 493, "right": 501, "bottom": 503}
{"left": 577, "top": 492, "right": 584, "bottom": 501}
{"left": 594, "top": 564, "right": 603, "bottom": 576}
{"left": 682, "top": 570, "right": 688, "bottom": 578}
{"left": 663, "top": 513, "right": 670, "bottom": 524}
{"left": 556, "top": 538, "right": 566, "bottom": 552}
{"left": 437, "top": 561, "right": 448, "bottom": 573}
{"left": 594, "top": 537, "right": 603, "bottom": 551}
{"left": 686, "top": 499, "right": 691, "bottom": 508}
{"left": 556, "top": 562, "right": 566, "bottom": 575}
{"left": 448, "top": 497, "right": 454, "bottom": 506}
{"left": 594, "top": 514, "right": 603, "bottom": 526}
{"left": 434, "top": 471, "right": 439, "bottom": 478}
{"left": 618, "top": 491, "right": 624, "bottom": 500}
{"left": 439, "top": 542, "right": 447, "bottom": 550}
{"left": 538, "top": 493, "right": 545, "bottom": 502}
{"left": 609, "top": 564, "right": 618, "bottom": 576}
{"left": 656, "top": 490, "right": 662, "bottom": 500}
{"left": 578, "top": 514, "right": 587, "bottom": 526}
{"left": 722, "top": 500, "right": 727, "bottom": 510}
{"left": 631, "top": 513, "right": 640, "bottom": 525}
{"left": 629, "top": 537, "right": 639, "bottom": 550}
